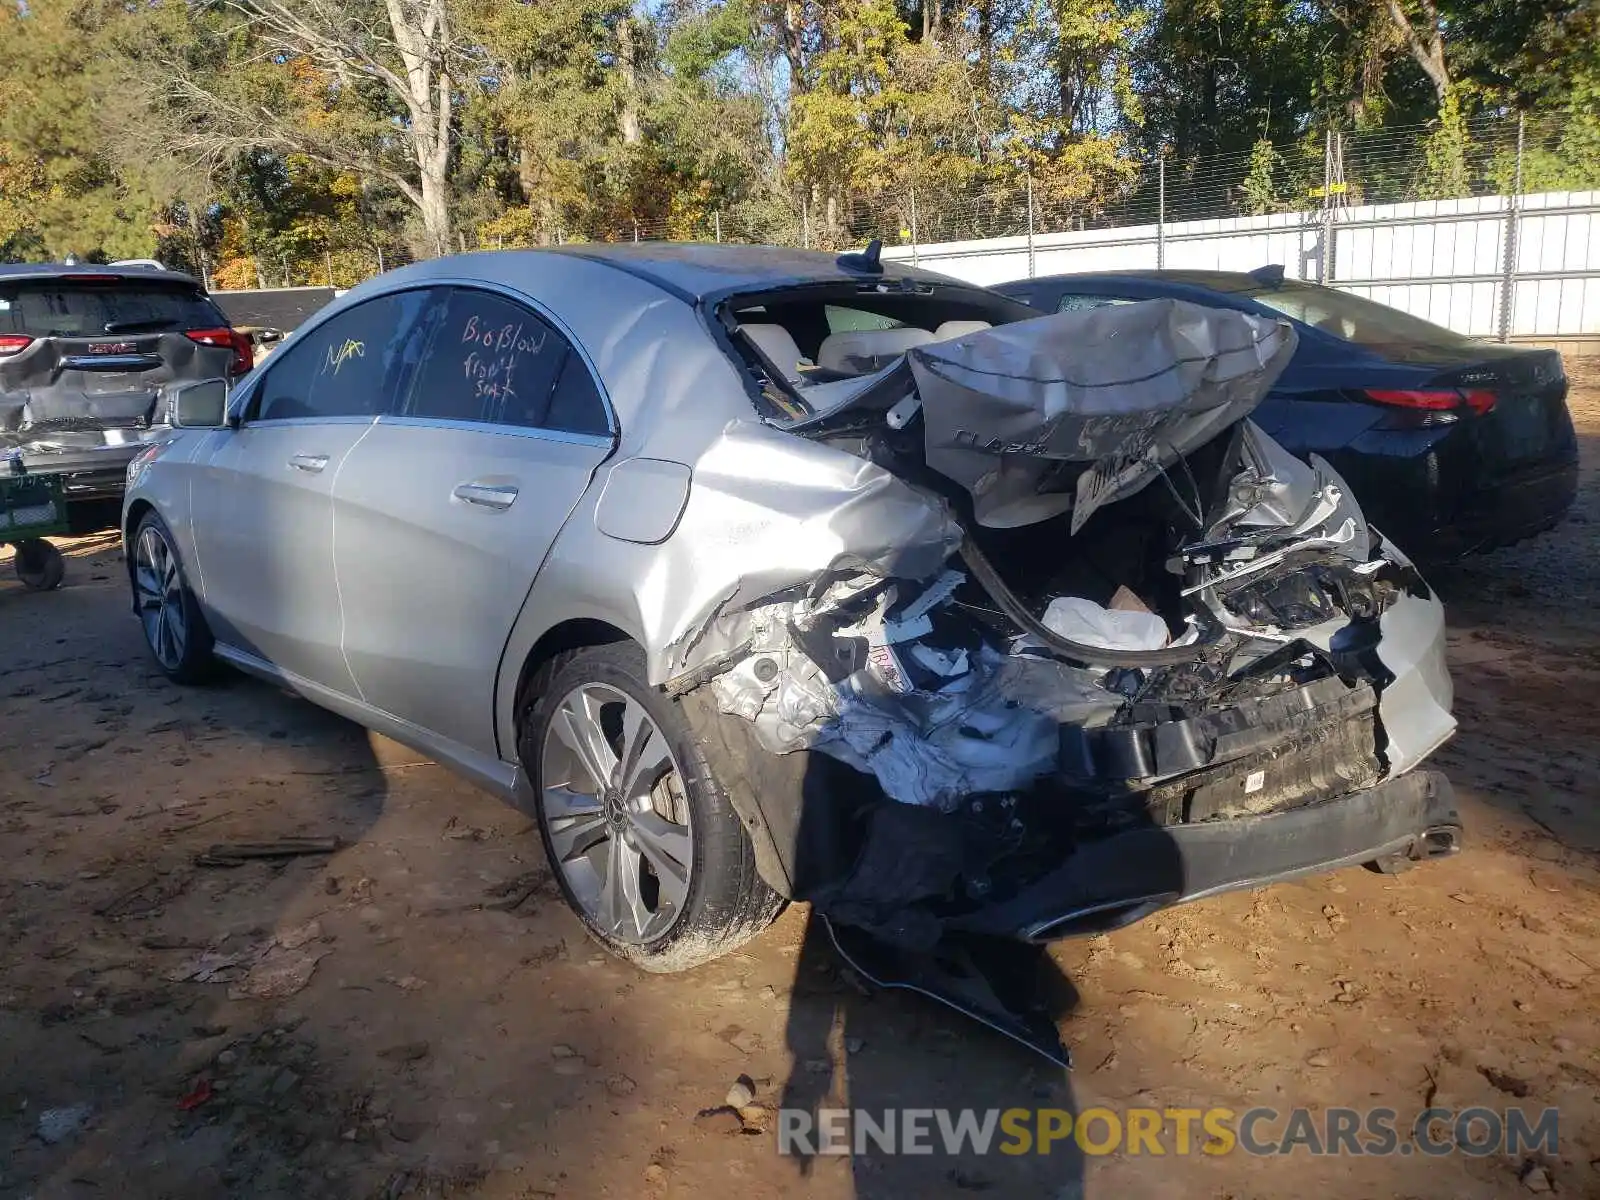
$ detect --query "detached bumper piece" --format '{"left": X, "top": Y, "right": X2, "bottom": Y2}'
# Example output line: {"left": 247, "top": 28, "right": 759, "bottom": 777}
{"left": 825, "top": 919, "right": 1073, "bottom": 1069}
{"left": 825, "top": 771, "right": 1458, "bottom": 1066}
{"left": 951, "top": 769, "right": 1460, "bottom": 942}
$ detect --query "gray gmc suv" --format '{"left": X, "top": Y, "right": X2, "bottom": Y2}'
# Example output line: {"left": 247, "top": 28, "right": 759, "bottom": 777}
{"left": 1, "top": 263, "right": 251, "bottom": 520}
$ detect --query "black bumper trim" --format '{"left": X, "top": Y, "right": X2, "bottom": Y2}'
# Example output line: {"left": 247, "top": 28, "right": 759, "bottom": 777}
{"left": 948, "top": 770, "right": 1460, "bottom": 941}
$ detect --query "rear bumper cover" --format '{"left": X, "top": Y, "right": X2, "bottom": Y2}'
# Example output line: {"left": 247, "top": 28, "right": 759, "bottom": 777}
{"left": 1440, "top": 458, "right": 1580, "bottom": 558}
{"left": 1365, "top": 454, "right": 1578, "bottom": 564}
{"left": 948, "top": 769, "right": 1460, "bottom": 941}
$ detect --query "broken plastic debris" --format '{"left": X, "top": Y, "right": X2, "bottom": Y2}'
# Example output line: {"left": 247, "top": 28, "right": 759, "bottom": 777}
{"left": 703, "top": 559, "right": 1129, "bottom": 808}
{"left": 907, "top": 643, "right": 969, "bottom": 677}
{"left": 865, "top": 642, "right": 913, "bottom": 693}
{"left": 897, "top": 569, "right": 965, "bottom": 623}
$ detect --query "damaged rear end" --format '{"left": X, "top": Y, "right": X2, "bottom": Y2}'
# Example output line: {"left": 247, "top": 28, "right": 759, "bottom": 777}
{"left": 0, "top": 267, "right": 247, "bottom": 502}
{"left": 665, "top": 294, "right": 1459, "bottom": 971}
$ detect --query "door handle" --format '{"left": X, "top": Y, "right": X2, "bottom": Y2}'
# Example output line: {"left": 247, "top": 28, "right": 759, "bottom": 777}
{"left": 288, "top": 453, "right": 329, "bottom": 473}
{"left": 453, "top": 482, "right": 519, "bottom": 510}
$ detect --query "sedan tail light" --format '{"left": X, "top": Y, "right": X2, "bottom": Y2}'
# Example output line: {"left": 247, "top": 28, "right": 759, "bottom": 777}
{"left": 0, "top": 334, "right": 33, "bottom": 356}
{"left": 1363, "top": 387, "right": 1496, "bottom": 416}
{"left": 185, "top": 327, "right": 254, "bottom": 377}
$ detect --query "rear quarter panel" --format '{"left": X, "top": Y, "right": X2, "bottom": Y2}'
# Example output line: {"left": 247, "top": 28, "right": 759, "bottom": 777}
{"left": 490, "top": 275, "right": 754, "bottom": 760}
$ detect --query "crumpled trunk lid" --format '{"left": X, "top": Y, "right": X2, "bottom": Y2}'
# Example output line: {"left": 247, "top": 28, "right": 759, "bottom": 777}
{"left": 907, "top": 298, "right": 1297, "bottom": 530}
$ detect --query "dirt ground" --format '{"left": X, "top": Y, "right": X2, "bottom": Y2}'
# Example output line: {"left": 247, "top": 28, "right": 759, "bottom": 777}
{"left": 3, "top": 367, "right": 1600, "bottom": 1200}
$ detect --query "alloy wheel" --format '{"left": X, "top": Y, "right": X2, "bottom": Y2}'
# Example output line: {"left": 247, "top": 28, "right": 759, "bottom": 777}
{"left": 539, "top": 683, "right": 694, "bottom": 944}
{"left": 134, "top": 524, "right": 187, "bottom": 671}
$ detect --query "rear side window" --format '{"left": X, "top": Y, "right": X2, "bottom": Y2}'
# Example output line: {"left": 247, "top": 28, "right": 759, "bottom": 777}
{"left": 1243, "top": 281, "right": 1481, "bottom": 356}
{"left": 544, "top": 353, "right": 609, "bottom": 435}
{"left": 254, "top": 290, "right": 432, "bottom": 421}
{"left": 404, "top": 288, "right": 607, "bottom": 434}
{"left": 0, "top": 280, "right": 224, "bottom": 337}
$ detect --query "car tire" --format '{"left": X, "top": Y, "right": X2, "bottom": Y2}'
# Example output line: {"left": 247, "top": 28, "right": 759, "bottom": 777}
{"left": 131, "top": 511, "right": 216, "bottom": 684}
{"left": 522, "top": 642, "right": 782, "bottom": 973}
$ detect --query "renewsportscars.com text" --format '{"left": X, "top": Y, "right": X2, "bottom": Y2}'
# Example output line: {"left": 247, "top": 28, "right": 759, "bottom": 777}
{"left": 777, "top": 1105, "right": 1559, "bottom": 1158}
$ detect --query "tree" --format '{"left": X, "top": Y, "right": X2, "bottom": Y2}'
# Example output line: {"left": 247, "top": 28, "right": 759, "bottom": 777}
{"left": 129, "top": 0, "right": 466, "bottom": 257}
{"left": 1381, "top": 0, "right": 1449, "bottom": 106}
{"left": 1238, "top": 138, "right": 1283, "bottom": 214}
{"left": 0, "top": 0, "right": 168, "bottom": 260}
{"left": 6, "top": 0, "right": 1593, "bottom": 275}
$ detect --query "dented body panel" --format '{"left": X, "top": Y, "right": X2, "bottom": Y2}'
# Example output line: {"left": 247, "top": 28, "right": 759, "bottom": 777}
{"left": 124, "top": 246, "right": 1461, "bottom": 970}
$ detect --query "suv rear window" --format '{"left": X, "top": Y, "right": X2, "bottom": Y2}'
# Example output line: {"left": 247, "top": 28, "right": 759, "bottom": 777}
{"left": 0, "top": 280, "right": 225, "bottom": 338}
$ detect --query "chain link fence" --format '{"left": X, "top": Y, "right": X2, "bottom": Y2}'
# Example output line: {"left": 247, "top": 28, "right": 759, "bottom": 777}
{"left": 513, "top": 111, "right": 1586, "bottom": 251}
{"left": 231, "top": 110, "right": 1598, "bottom": 341}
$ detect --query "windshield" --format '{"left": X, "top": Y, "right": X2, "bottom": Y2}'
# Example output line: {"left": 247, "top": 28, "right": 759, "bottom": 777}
{"left": 1238, "top": 279, "right": 1482, "bottom": 357}
{"left": 0, "top": 280, "right": 224, "bottom": 338}
{"left": 718, "top": 281, "right": 1031, "bottom": 423}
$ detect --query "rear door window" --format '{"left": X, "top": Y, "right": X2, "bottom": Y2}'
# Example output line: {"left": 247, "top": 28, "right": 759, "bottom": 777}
{"left": 0, "top": 280, "right": 225, "bottom": 337}
{"left": 403, "top": 287, "right": 608, "bottom": 434}
{"left": 252, "top": 290, "right": 433, "bottom": 422}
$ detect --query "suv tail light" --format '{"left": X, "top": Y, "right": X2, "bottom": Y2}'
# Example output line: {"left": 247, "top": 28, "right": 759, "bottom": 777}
{"left": 0, "top": 334, "right": 33, "bottom": 356}
{"left": 1363, "top": 387, "right": 1496, "bottom": 419}
{"left": 186, "top": 327, "right": 254, "bottom": 377}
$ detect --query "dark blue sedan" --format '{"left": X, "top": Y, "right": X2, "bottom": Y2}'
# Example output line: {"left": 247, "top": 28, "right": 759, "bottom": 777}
{"left": 997, "top": 268, "right": 1580, "bottom": 565}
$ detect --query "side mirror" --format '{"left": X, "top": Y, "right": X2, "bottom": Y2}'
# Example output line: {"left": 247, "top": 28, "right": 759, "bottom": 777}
{"left": 167, "top": 378, "right": 230, "bottom": 429}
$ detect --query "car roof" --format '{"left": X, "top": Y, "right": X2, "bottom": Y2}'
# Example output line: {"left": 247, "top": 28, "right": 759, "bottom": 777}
{"left": 545, "top": 242, "right": 963, "bottom": 301}
{"left": 0, "top": 262, "right": 207, "bottom": 290}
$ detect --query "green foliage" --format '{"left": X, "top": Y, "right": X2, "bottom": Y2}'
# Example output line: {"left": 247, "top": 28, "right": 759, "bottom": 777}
{"left": 1238, "top": 139, "right": 1283, "bottom": 215}
{"left": 0, "top": 0, "right": 167, "bottom": 260}
{"left": 0, "top": 0, "right": 1591, "bottom": 274}
{"left": 1417, "top": 89, "right": 1469, "bottom": 201}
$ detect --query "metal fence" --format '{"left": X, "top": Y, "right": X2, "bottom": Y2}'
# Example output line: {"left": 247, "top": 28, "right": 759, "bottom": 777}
{"left": 880, "top": 186, "right": 1600, "bottom": 344}
{"left": 560, "top": 111, "right": 1599, "bottom": 344}
{"left": 237, "top": 110, "right": 1600, "bottom": 342}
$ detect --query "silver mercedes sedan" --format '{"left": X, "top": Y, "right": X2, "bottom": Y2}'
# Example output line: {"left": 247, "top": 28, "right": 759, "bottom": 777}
{"left": 122, "top": 244, "right": 1461, "bottom": 1009}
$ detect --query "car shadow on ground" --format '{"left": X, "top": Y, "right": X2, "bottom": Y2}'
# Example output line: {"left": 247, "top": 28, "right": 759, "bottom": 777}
{"left": 768, "top": 742, "right": 1189, "bottom": 1198}
{"left": 778, "top": 914, "right": 1088, "bottom": 1198}
{"left": 0, "top": 561, "right": 646, "bottom": 1198}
